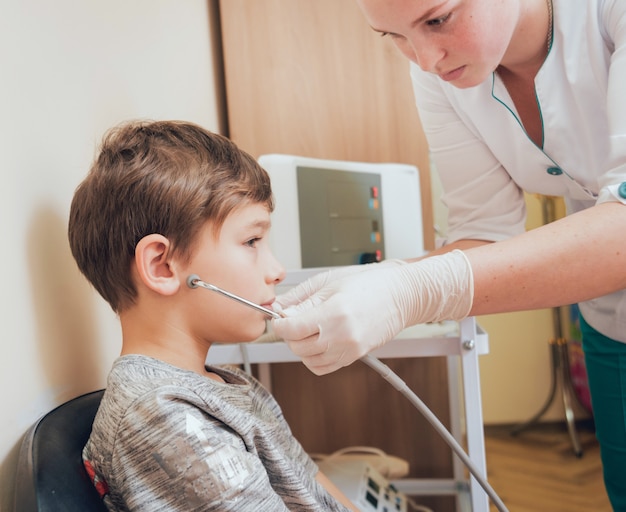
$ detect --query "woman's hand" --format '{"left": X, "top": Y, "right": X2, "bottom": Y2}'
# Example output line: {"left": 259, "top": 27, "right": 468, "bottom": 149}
{"left": 272, "top": 250, "right": 474, "bottom": 375}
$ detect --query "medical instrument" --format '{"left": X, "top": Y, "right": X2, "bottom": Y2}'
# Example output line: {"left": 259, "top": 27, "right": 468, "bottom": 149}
{"left": 187, "top": 274, "right": 269, "bottom": 376}
{"left": 311, "top": 446, "right": 410, "bottom": 480}
{"left": 186, "top": 274, "right": 281, "bottom": 319}
{"left": 317, "top": 458, "right": 410, "bottom": 512}
{"left": 257, "top": 154, "right": 425, "bottom": 269}
{"left": 187, "top": 274, "right": 508, "bottom": 512}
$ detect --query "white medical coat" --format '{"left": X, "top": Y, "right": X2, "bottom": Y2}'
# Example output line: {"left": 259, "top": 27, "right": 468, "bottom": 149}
{"left": 410, "top": 0, "right": 626, "bottom": 342}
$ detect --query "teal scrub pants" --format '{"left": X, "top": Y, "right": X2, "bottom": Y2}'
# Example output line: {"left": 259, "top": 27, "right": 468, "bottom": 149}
{"left": 581, "top": 314, "right": 626, "bottom": 511}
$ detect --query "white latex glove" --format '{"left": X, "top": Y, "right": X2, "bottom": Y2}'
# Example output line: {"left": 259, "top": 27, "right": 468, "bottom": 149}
{"left": 274, "top": 259, "right": 405, "bottom": 312}
{"left": 271, "top": 250, "right": 474, "bottom": 375}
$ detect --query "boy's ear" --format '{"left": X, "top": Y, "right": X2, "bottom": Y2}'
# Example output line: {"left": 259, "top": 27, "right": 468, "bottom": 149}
{"left": 134, "top": 234, "right": 180, "bottom": 296}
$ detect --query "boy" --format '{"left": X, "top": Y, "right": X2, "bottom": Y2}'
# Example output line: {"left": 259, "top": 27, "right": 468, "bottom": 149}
{"left": 68, "top": 120, "right": 356, "bottom": 511}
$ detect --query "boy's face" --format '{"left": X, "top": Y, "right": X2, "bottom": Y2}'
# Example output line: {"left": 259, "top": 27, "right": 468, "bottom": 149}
{"left": 181, "top": 202, "right": 285, "bottom": 343}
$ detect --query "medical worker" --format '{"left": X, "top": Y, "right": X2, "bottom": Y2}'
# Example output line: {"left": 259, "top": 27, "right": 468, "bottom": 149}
{"left": 272, "top": 0, "right": 626, "bottom": 508}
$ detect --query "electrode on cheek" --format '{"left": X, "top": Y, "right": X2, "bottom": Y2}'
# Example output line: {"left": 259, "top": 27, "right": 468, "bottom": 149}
{"left": 186, "top": 274, "right": 281, "bottom": 319}
{"left": 187, "top": 274, "right": 201, "bottom": 289}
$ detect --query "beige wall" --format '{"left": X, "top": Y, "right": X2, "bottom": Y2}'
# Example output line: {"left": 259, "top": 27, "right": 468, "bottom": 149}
{"left": 0, "top": 1, "right": 222, "bottom": 508}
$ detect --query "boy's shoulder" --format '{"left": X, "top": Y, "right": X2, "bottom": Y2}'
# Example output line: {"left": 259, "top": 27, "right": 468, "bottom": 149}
{"left": 87, "top": 356, "right": 265, "bottom": 458}
{"left": 98, "top": 355, "right": 277, "bottom": 426}
{"left": 103, "top": 355, "right": 258, "bottom": 411}
{"left": 104, "top": 355, "right": 206, "bottom": 407}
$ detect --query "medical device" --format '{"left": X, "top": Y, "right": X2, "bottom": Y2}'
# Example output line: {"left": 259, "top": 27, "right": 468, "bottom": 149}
{"left": 257, "top": 154, "right": 425, "bottom": 268}
{"left": 186, "top": 274, "right": 280, "bottom": 319}
{"left": 187, "top": 275, "right": 508, "bottom": 512}
{"left": 316, "top": 459, "right": 408, "bottom": 512}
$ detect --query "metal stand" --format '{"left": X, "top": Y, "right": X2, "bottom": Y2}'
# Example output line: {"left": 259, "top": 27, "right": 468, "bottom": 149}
{"left": 511, "top": 196, "right": 583, "bottom": 457}
{"left": 511, "top": 325, "right": 583, "bottom": 457}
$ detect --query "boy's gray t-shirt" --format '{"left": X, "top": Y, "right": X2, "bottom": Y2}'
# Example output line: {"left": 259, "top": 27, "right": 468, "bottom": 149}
{"left": 83, "top": 355, "right": 349, "bottom": 512}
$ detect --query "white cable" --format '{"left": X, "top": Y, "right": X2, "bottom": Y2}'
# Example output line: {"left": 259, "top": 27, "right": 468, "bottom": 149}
{"left": 361, "top": 354, "right": 508, "bottom": 512}
{"left": 239, "top": 343, "right": 253, "bottom": 375}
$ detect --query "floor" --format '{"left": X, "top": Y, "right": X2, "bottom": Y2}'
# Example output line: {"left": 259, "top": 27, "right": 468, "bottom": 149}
{"left": 484, "top": 421, "right": 611, "bottom": 512}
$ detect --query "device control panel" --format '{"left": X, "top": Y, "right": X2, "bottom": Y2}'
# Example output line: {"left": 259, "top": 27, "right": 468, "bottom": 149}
{"left": 297, "top": 166, "right": 385, "bottom": 267}
{"left": 317, "top": 459, "right": 408, "bottom": 512}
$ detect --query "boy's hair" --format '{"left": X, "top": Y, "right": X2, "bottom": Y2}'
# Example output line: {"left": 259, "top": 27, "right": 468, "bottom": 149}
{"left": 68, "top": 120, "right": 273, "bottom": 313}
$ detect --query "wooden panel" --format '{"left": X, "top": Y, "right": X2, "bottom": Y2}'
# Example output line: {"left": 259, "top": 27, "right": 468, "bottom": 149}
{"left": 219, "top": 2, "right": 453, "bottom": 509}
{"left": 268, "top": 358, "right": 453, "bottom": 474}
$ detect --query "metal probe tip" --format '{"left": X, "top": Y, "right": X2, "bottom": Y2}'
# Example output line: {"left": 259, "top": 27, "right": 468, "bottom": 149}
{"left": 186, "top": 274, "right": 200, "bottom": 289}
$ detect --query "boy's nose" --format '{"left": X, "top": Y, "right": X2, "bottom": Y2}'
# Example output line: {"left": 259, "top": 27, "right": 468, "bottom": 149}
{"left": 267, "top": 255, "right": 286, "bottom": 285}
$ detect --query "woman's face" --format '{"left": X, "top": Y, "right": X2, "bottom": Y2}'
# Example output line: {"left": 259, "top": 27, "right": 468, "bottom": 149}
{"left": 355, "top": 0, "right": 519, "bottom": 88}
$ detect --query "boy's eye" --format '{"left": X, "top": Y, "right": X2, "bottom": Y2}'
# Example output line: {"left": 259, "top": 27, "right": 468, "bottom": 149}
{"left": 426, "top": 13, "right": 451, "bottom": 27}
{"left": 245, "top": 237, "right": 261, "bottom": 248}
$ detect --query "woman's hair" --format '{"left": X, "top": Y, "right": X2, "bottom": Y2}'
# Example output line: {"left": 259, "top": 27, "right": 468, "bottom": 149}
{"left": 68, "top": 120, "right": 273, "bottom": 313}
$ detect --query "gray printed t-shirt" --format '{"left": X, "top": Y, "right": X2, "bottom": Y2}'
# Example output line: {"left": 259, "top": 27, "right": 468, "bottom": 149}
{"left": 83, "top": 355, "right": 349, "bottom": 512}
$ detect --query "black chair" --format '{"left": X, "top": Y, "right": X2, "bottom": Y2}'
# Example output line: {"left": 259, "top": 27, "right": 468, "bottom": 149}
{"left": 13, "top": 389, "right": 108, "bottom": 512}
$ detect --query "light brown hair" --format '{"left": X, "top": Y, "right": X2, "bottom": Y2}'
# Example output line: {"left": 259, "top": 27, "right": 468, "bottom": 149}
{"left": 68, "top": 120, "right": 273, "bottom": 313}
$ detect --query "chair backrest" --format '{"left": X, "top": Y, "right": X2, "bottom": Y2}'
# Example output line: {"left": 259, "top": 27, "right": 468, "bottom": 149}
{"left": 14, "top": 389, "right": 108, "bottom": 512}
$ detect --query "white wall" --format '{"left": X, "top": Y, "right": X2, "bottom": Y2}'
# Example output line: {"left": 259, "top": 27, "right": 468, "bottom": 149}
{"left": 0, "top": 1, "right": 222, "bottom": 508}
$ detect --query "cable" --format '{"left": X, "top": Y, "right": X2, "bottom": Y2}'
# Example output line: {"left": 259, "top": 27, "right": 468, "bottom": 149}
{"left": 239, "top": 343, "right": 253, "bottom": 376}
{"left": 361, "top": 354, "right": 509, "bottom": 512}
{"left": 310, "top": 445, "right": 409, "bottom": 479}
